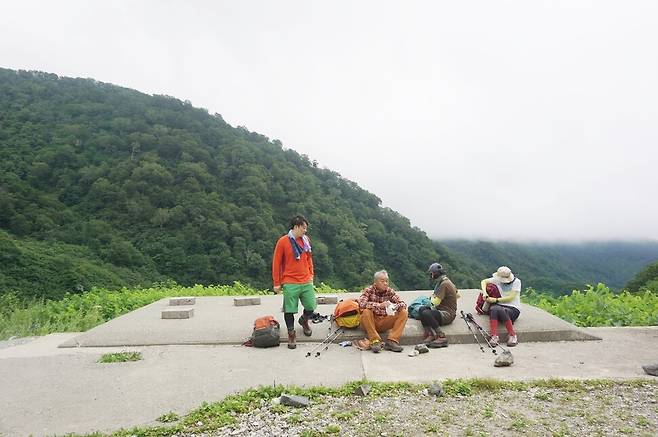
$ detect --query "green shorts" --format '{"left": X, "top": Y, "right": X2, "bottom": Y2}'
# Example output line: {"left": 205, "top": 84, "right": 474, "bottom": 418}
{"left": 282, "top": 282, "right": 316, "bottom": 314}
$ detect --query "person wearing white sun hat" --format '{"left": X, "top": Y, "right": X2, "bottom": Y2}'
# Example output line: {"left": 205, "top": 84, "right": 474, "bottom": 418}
{"left": 480, "top": 266, "right": 521, "bottom": 347}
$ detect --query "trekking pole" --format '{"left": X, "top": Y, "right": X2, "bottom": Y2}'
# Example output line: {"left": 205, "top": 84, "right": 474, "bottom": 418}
{"left": 465, "top": 313, "right": 509, "bottom": 354}
{"left": 307, "top": 327, "right": 343, "bottom": 358}
{"left": 465, "top": 312, "right": 497, "bottom": 354}
{"left": 306, "top": 324, "right": 343, "bottom": 358}
{"left": 314, "top": 328, "right": 344, "bottom": 358}
{"left": 306, "top": 326, "right": 334, "bottom": 357}
{"left": 460, "top": 310, "right": 485, "bottom": 353}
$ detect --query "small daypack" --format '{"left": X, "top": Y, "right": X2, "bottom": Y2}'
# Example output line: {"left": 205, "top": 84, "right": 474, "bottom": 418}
{"left": 250, "top": 315, "right": 281, "bottom": 347}
{"left": 333, "top": 299, "right": 361, "bottom": 328}
{"left": 408, "top": 296, "right": 432, "bottom": 320}
{"left": 475, "top": 283, "right": 502, "bottom": 315}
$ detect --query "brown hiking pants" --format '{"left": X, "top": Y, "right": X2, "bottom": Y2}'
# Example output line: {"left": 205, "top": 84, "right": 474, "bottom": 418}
{"left": 360, "top": 308, "right": 408, "bottom": 344}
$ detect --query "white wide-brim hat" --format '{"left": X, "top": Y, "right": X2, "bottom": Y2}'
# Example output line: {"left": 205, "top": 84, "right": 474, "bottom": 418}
{"left": 493, "top": 266, "right": 515, "bottom": 284}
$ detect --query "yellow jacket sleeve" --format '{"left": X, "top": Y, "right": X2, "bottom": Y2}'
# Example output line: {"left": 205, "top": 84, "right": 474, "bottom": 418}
{"left": 480, "top": 279, "right": 490, "bottom": 295}
{"left": 497, "top": 290, "right": 517, "bottom": 304}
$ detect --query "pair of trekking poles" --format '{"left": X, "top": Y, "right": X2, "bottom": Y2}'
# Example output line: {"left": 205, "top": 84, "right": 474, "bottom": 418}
{"left": 460, "top": 310, "right": 509, "bottom": 355}
{"left": 305, "top": 321, "right": 344, "bottom": 358}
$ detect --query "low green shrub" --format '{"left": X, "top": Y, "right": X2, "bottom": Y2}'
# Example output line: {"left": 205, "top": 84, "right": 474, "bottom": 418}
{"left": 523, "top": 284, "right": 658, "bottom": 327}
{"left": 0, "top": 281, "right": 345, "bottom": 340}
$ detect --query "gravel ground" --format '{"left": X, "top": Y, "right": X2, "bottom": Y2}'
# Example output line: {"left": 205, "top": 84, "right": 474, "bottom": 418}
{"left": 211, "top": 383, "right": 658, "bottom": 437}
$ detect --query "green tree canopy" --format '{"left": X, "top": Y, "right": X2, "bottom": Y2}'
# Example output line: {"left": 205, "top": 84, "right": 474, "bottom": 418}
{"left": 0, "top": 68, "right": 479, "bottom": 299}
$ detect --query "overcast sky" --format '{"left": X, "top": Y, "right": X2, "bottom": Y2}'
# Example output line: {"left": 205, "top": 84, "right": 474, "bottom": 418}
{"left": 1, "top": 1, "right": 657, "bottom": 242}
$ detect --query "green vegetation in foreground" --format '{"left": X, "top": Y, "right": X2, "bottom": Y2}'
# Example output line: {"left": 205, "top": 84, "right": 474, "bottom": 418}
{"left": 71, "top": 379, "right": 656, "bottom": 437}
{"left": 0, "top": 281, "right": 345, "bottom": 340}
{"left": 98, "top": 351, "right": 142, "bottom": 363}
{"left": 523, "top": 284, "right": 658, "bottom": 327}
{"left": 156, "top": 412, "right": 180, "bottom": 424}
{"left": 0, "top": 281, "right": 347, "bottom": 340}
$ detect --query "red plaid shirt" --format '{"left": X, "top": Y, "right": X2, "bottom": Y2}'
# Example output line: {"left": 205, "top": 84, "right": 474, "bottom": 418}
{"left": 357, "top": 285, "right": 407, "bottom": 316}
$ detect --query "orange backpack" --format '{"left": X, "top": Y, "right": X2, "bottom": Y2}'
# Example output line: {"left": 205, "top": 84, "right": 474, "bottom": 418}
{"left": 332, "top": 299, "right": 361, "bottom": 328}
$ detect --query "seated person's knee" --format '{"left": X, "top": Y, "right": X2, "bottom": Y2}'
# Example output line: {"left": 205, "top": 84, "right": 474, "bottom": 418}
{"left": 361, "top": 308, "right": 374, "bottom": 317}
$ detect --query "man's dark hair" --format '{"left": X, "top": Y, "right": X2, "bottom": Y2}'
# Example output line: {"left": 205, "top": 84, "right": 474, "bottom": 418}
{"left": 289, "top": 215, "right": 309, "bottom": 230}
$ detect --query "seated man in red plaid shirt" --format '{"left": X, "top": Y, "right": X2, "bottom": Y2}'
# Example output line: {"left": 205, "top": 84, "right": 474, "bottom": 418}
{"left": 357, "top": 270, "right": 408, "bottom": 353}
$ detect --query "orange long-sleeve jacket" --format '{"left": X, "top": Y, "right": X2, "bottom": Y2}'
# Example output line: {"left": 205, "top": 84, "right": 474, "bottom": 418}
{"left": 272, "top": 235, "right": 314, "bottom": 287}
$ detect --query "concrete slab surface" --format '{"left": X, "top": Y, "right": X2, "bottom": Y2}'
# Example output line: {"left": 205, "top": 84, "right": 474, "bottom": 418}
{"left": 1, "top": 327, "right": 657, "bottom": 437}
{"left": 58, "top": 290, "right": 600, "bottom": 348}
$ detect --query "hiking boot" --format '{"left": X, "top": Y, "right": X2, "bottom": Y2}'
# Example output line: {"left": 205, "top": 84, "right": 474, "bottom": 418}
{"left": 384, "top": 341, "right": 404, "bottom": 352}
{"left": 422, "top": 328, "right": 435, "bottom": 344}
{"left": 507, "top": 335, "right": 518, "bottom": 347}
{"left": 287, "top": 330, "right": 297, "bottom": 349}
{"left": 371, "top": 340, "right": 382, "bottom": 353}
{"left": 298, "top": 316, "right": 312, "bottom": 336}
{"left": 428, "top": 336, "right": 448, "bottom": 348}
{"left": 489, "top": 335, "right": 499, "bottom": 347}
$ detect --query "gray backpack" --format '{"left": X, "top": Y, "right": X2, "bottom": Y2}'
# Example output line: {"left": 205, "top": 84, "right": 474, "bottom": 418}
{"left": 251, "top": 315, "right": 281, "bottom": 348}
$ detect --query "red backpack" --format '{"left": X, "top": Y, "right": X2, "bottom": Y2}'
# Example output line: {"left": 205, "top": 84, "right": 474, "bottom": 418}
{"left": 475, "top": 283, "right": 502, "bottom": 315}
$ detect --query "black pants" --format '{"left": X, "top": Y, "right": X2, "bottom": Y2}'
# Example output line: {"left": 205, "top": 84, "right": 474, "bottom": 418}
{"left": 489, "top": 305, "right": 520, "bottom": 323}
{"left": 284, "top": 309, "right": 314, "bottom": 331}
{"left": 419, "top": 306, "right": 452, "bottom": 330}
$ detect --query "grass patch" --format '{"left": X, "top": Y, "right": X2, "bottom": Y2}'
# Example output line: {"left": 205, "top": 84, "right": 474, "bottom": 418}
{"left": 442, "top": 379, "right": 473, "bottom": 396}
{"left": 534, "top": 392, "right": 552, "bottom": 402}
{"left": 270, "top": 404, "right": 289, "bottom": 414}
{"left": 424, "top": 423, "right": 440, "bottom": 433}
{"left": 156, "top": 412, "right": 179, "bottom": 423}
{"left": 98, "top": 351, "right": 142, "bottom": 363}
{"left": 508, "top": 413, "right": 530, "bottom": 431}
{"left": 637, "top": 415, "right": 651, "bottom": 427}
{"left": 331, "top": 410, "right": 357, "bottom": 420}
{"left": 324, "top": 424, "right": 341, "bottom": 434}
{"left": 286, "top": 413, "right": 303, "bottom": 424}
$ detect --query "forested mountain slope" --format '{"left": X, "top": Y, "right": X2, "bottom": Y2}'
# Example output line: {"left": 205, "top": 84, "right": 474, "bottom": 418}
{"left": 0, "top": 68, "right": 481, "bottom": 299}
{"left": 443, "top": 240, "right": 658, "bottom": 294}
{"left": 626, "top": 260, "right": 658, "bottom": 292}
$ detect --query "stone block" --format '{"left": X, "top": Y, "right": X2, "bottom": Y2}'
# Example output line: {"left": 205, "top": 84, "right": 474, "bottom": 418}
{"left": 353, "top": 384, "right": 371, "bottom": 397}
{"left": 233, "top": 297, "right": 261, "bottom": 306}
{"left": 316, "top": 295, "right": 338, "bottom": 305}
{"left": 280, "top": 394, "right": 310, "bottom": 408}
{"left": 161, "top": 308, "right": 194, "bottom": 319}
{"left": 414, "top": 344, "right": 429, "bottom": 354}
{"left": 642, "top": 363, "right": 658, "bottom": 376}
{"left": 494, "top": 350, "right": 514, "bottom": 367}
{"left": 169, "top": 297, "right": 196, "bottom": 306}
{"left": 428, "top": 383, "right": 444, "bottom": 397}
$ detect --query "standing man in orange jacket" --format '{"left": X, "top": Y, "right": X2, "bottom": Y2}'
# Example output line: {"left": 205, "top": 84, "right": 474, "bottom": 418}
{"left": 272, "top": 215, "right": 316, "bottom": 349}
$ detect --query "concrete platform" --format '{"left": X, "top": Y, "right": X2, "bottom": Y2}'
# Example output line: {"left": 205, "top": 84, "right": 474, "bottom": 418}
{"left": 59, "top": 290, "right": 600, "bottom": 348}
